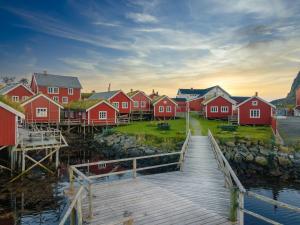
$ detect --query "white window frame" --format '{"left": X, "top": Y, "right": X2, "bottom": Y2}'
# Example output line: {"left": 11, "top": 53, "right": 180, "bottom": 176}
{"left": 166, "top": 106, "right": 172, "bottom": 112}
{"left": 62, "top": 97, "right": 68, "bottom": 104}
{"left": 122, "top": 102, "right": 128, "bottom": 109}
{"left": 211, "top": 106, "right": 218, "bottom": 113}
{"left": 252, "top": 101, "right": 258, "bottom": 106}
{"left": 112, "top": 102, "right": 119, "bottom": 108}
{"left": 36, "top": 108, "right": 47, "bottom": 117}
{"left": 221, "top": 106, "right": 228, "bottom": 113}
{"left": 12, "top": 96, "right": 19, "bottom": 102}
{"left": 98, "top": 111, "right": 107, "bottom": 120}
{"left": 48, "top": 87, "right": 59, "bottom": 94}
{"left": 98, "top": 163, "right": 106, "bottom": 169}
{"left": 53, "top": 96, "right": 59, "bottom": 102}
{"left": 134, "top": 101, "right": 139, "bottom": 108}
{"left": 68, "top": 88, "right": 73, "bottom": 95}
{"left": 141, "top": 101, "right": 146, "bottom": 108}
{"left": 250, "top": 109, "right": 260, "bottom": 118}
{"left": 22, "top": 96, "right": 29, "bottom": 101}
{"left": 159, "top": 106, "right": 164, "bottom": 112}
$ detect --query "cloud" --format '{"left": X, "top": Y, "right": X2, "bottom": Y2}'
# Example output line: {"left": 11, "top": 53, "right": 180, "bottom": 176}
{"left": 127, "top": 12, "right": 158, "bottom": 23}
{"left": 92, "top": 21, "right": 121, "bottom": 27}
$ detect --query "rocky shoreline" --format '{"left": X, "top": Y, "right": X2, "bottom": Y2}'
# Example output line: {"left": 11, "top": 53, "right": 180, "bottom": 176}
{"left": 220, "top": 140, "right": 300, "bottom": 181}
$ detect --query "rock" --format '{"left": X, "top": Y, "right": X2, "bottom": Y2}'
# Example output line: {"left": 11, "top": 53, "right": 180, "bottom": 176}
{"left": 295, "top": 152, "right": 300, "bottom": 159}
{"left": 278, "top": 157, "right": 291, "bottom": 167}
{"left": 225, "top": 141, "right": 235, "bottom": 147}
{"left": 270, "top": 169, "right": 283, "bottom": 177}
{"left": 259, "top": 149, "right": 270, "bottom": 156}
{"left": 255, "top": 156, "right": 268, "bottom": 166}
{"left": 245, "top": 154, "right": 254, "bottom": 162}
{"left": 279, "top": 145, "right": 291, "bottom": 153}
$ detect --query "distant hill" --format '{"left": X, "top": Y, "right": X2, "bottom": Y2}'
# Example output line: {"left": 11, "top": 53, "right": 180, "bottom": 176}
{"left": 271, "top": 71, "right": 300, "bottom": 107}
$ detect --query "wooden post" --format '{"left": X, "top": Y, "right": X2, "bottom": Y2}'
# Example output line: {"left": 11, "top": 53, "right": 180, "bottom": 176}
{"left": 69, "top": 167, "right": 74, "bottom": 192}
{"left": 88, "top": 183, "right": 93, "bottom": 219}
{"left": 239, "top": 191, "right": 244, "bottom": 225}
{"left": 76, "top": 195, "right": 83, "bottom": 225}
{"left": 55, "top": 148, "right": 59, "bottom": 169}
{"left": 22, "top": 150, "right": 25, "bottom": 172}
{"left": 229, "top": 187, "right": 238, "bottom": 222}
{"left": 179, "top": 152, "right": 184, "bottom": 171}
{"left": 133, "top": 158, "right": 137, "bottom": 178}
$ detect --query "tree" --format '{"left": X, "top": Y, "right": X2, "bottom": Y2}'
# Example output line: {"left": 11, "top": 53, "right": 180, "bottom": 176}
{"left": 19, "top": 78, "right": 29, "bottom": 85}
{"left": 1, "top": 76, "right": 15, "bottom": 84}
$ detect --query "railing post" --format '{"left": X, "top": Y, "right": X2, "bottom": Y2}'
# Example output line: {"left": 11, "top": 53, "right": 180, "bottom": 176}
{"left": 133, "top": 158, "right": 137, "bottom": 178}
{"left": 69, "top": 167, "right": 74, "bottom": 192}
{"left": 239, "top": 191, "right": 244, "bottom": 225}
{"left": 179, "top": 152, "right": 184, "bottom": 171}
{"left": 76, "top": 195, "right": 83, "bottom": 225}
{"left": 88, "top": 183, "right": 93, "bottom": 219}
{"left": 229, "top": 187, "right": 238, "bottom": 222}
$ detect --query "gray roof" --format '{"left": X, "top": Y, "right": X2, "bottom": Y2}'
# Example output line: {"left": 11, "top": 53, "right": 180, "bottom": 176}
{"left": 231, "top": 96, "right": 250, "bottom": 104}
{"left": 88, "top": 90, "right": 120, "bottom": 100}
{"left": 0, "top": 83, "right": 21, "bottom": 95}
{"left": 33, "top": 73, "right": 82, "bottom": 89}
{"left": 177, "top": 86, "right": 217, "bottom": 96}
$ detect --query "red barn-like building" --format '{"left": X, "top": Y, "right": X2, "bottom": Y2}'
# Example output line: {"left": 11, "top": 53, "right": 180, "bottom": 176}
{"left": 152, "top": 95, "right": 177, "bottom": 119}
{"left": 202, "top": 95, "right": 236, "bottom": 119}
{"left": 0, "top": 101, "right": 24, "bottom": 146}
{"left": 128, "top": 90, "right": 152, "bottom": 112}
{"left": 172, "top": 98, "right": 187, "bottom": 113}
{"left": 21, "top": 94, "right": 63, "bottom": 124}
{"left": 0, "top": 83, "right": 34, "bottom": 102}
{"left": 188, "top": 97, "right": 204, "bottom": 112}
{"left": 236, "top": 95, "right": 276, "bottom": 125}
{"left": 89, "top": 90, "right": 132, "bottom": 115}
{"left": 31, "top": 72, "right": 82, "bottom": 104}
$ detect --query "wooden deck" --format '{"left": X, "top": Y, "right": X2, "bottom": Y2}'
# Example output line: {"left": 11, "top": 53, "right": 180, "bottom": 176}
{"left": 82, "top": 136, "right": 232, "bottom": 225}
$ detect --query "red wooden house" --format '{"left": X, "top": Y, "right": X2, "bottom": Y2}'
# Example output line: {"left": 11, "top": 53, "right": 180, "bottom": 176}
{"left": 21, "top": 93, "right": 63, "bottom": 124}
{"left": 187, "top": 97, "right": 204, "bottom": 112}
{"left": 64, "top": 100, "right": 118, "bottom": 125}
{"left": 152, "top": 95, "right": 177, "bottom": 119}
{"left": 236, "top": 94, "right": 276, "bottom": 125}
{"left": 89, "top": 90, "right": 132, "bottom": 115}
{"left": 172, "top": 98, "right": 187, "bottom": 113}
{"left": 30, "top": 72, "right": 82, "bottom": 104}
{"left": 0, "top": 99, "right": 25, "bottom": 146}
{"left": 202, "top": 95, "right": 236, "bottom": 119}
{"left": 149, "top": 89, "right": 159, "bottom": 100}
{"left": 0, "top": 83, "right": 34, "bottom": 102}
{"left": 128, "top": 90, "right": 152, "bottom": 112}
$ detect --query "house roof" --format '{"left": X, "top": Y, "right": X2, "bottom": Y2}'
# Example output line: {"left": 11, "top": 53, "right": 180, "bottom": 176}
{"left": 33, "top": 73, "right": 82, "bottom": 89}
{"left": 178, "top": 86, "right": 217, "bottom": 96}
{"left": 231, "top": 96, "right": 250, "bottom": 104}
{"left": 236, "top": 96, "right": 276, "bottom": 108}
{"left": 172, "top": 97, "right": 187, "bottom": 102}
{"left": 64, "top": 99, "right": 103, "bottom": 110}
{"left": 21, "top": 93, "right": 64, "bottom": 109}
{"left": 0, "top": 83, "right": 34, "bottom": 95}
{"left": 86, "top": 100, "right": 119, "bottom": 112}
{"left": 0, "top": 95, "right": 25, "bottom": 115}
{"left": 89, "top": 90, "right": 120, "bottom": 100}
{"left": 127, "top": 90, "right": 152, "bottom": 100}
{"left": 202, "top": 95, "right": 236, "bottom": 105}
{"left": 152, "top": 95, "right": 178, "bottom": 106}
{"left": 0, "top": 101, "right": 25, "bottom": 118}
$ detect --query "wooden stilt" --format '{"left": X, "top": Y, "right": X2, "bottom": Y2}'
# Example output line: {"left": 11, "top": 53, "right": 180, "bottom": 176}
{"left": 55, "top": 148, "right": 59, "bottom": 169}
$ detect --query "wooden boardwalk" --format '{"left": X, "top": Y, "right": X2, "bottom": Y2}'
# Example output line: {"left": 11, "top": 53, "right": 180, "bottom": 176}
{"left": 82, "top": 136, "right": 232, "bottom": 225}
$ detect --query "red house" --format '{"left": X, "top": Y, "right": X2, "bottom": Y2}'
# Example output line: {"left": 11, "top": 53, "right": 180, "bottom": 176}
{"left": 236, "top": 94, "right": 276, "bottom": 125}
{"left": 149, "top": 89, "right": 159, "bottom": 100}
{"left": 128, "top": 90, "right": 152, "bottom": 112}
{"left": 172, "top": 98, "right": 187, "bottom": 113}
{"left": 0, "top": 83, "right": 34, "bottom": 102}
{"left": 202, "top": 95, "right": 236, "bottom": 119}
{"left": 152, "top": 95, "right": 177, "bottom": 119}
{"left": 89, "top": 90, "right": 132, "bottom": 115}
{"left": 64, "top": 100, "right": 118, "bottom": 125}
{"left": 187, "top": 97, "right": 204, "bottom": 112}
{"left": 0, "top": 99, "right": 25, "bottom": 146}
{"left": 30, "top": 72, "right": 82, "bottom": 104}
{"left": 21, "top": 94, "right": 63, "bottom": 124}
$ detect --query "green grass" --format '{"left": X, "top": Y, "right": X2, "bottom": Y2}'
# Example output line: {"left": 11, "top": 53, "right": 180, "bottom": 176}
{"left": 0, "top": 95, "right": 24, "bottom": 113}
{"left": 196, "top": 116, "right": 273, "bottom": 144}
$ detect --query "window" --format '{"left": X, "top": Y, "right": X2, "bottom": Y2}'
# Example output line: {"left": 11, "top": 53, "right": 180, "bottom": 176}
{"left": 252, "top": 101, "right": 258, "bottom": 106}
{"left": 221, "top": 106, "right": 228, "bottom": 113}
{"left": 211, "top": 106, "right": 218, "bottom": 113}
{"left": 112, "top": 102, "right": 119, "bottom": 108}
{"left": 159, "top": 106, "right": 164, "bottom": 112}
{"left": 12, "top": 96, "right": 19, "bottom": 102}
{"left": 122, "top": 102, "right": 128, "bottom": 109}
{"left": 22, "top": 96, "right": 29, "bottom": 101}
{"left": 62, "top": 97, "right": 68, "bottom": 103}
{"left": 166, "top": 106, "right": 172, "bottom": 112}
{"left": 98, "top": 163, "right": 106, "bottom": 169}
{"left": 99, "top": 111, "right": 107, "bottom": 120}
{"left": 250, "top": 109, "right": 260, "bottom": 118}
{"left": 68, "top": 88, "right": 73, "bottom": 95}
{"left": 134, "top": 101, "right": 139, "bottom": 108}
{"left": 53, "top": 96, "right": 59, "bottom": 102}
{"left": 48, "top": 87, "right": 59, "bottom": 94}
{"left": 141, "top": 101, "right": 146, "bottom": 108}
{"left": 36, "top": 108, "right": 47, "bottom": 117}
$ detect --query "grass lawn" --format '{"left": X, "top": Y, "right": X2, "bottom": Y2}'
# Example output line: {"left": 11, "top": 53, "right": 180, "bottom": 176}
{"left": 113, "top": 119, "right": 186, "bottom": 139}
{"left": 196, "top": 116, "right": 273, "bottom": 144}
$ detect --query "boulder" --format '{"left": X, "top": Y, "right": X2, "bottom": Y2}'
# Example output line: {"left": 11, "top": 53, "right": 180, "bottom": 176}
{"left": 245, "top": 154, "right": 254, "bottom": 162}
{"left": 255, "top": 156, "right": 268, "bottom": 166}
{"left": 225, "top": 141, "right": 235, "bottom": 147}
{"left": 278, "top": 157, "right": 291, "bottom": 167}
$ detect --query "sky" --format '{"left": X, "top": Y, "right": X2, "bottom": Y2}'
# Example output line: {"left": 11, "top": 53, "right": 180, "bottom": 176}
{"left": 0, "top": 0, "right": 300, "bottom": 100}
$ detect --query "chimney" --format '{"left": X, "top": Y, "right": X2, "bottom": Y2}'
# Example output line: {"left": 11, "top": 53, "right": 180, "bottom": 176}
{"left": 156, "top": 91, "right": 158, "bottom": 95}
{"left": 108, "top": 83, "right": 111, "bottom": 92}
{"left": 255, "top": 92, "right": 258, "bottom": 97}
{"left": 43, "top": 70, "right": 47, "bottom": 75}
{"left": 191, "top": 87, "right": 193, "bottom": 90}
{"left": 152, "top": 89, "right": 155, "bottom": 94}
{"left": 130, "top": 88, "right": 133, "bottom": 93}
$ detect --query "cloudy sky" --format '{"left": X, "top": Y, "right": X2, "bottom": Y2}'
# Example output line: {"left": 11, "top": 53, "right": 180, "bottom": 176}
{"left": 0, "top": 0, "right": 300, "bottom": 100}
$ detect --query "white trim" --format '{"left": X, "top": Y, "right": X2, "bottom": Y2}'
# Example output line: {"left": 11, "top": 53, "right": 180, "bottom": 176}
{"left": 0, "top": 102, "right": 25, "bottom": 118}
{"left": 12, "top": 96, "right": 19, "bottom": 102}
{"left": 112, "top": 102, "right": 119, "bottom": 109}
{"left": 129, "top": 90, "right": 152, "bottom": 101}
{"left": 158, "top": 106, "right": 164, "bottom": 112}
{"left": 122, "top": 101, "right": 128, "bottom": 109}
{"left": 108, "top": 90, "right": 134, "bottom": 102}
{"left": 86, "top": 100, "right": 119, "bottom": 112}
{"left": 21, "top": 93, "right": 64, "bottom": 109}
{"left": 36, "top": 107, "right": 48, "bottom": 117}
{"left": 68, "top": 88, "right": 74, "bottom": 95}
{"left": 47, "top": 87, "right": 59, "bottom": 94}
{"left": 166, "top": 105, "right": 172, "bottom": 112}
{"left": 221, "top": 106, "right": 229, "bottom": 113}
{"left": 1, "top": 83, "right": 35, "bottom": 95}
{"left": 210, "top": 106, "right": 218, "bottom": 113}
{"left": 202, "top": 95, "right": 236, "bottom": 106}
{"left": 133, "top": 101, "right": 139, "bottom": 108}
{"left": 62, "top": 96, "right": 68, "bottom": 104}
{"left": 250, "top": 109, "right": 261, "bottom": 118}
{"left": 98, "top": 111, "right": 107, "bottom": 120}
{"left": 152, "top": 96, "right": 178, "bottom": 106}
{"left": 251, "top": 100, "right": 258, "bottom": 106}
{"left": 141, "top": 101, "right": 146, "bottom": 108}
{"left": 236, "top": 96, "right": 276, "bottom": 108}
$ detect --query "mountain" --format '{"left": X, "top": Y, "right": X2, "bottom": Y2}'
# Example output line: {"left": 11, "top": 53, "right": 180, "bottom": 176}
{"left": 271, "top": 71, "right": 300, "bottom": 107}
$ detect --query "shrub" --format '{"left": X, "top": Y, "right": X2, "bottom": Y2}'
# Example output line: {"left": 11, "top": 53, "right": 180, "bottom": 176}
{"left": 218, "top": 125, "right": 238, "bottom": 132}
{"left": 157, "top": 122, "right": 170, "bottom": 131}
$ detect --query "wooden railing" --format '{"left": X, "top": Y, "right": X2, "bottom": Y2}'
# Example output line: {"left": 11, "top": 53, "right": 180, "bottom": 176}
{"left": 59, "top": 130, "right": 191, "bottom": 225}
{"left": 208, "top": 129, "right": 300, "bottom": 225}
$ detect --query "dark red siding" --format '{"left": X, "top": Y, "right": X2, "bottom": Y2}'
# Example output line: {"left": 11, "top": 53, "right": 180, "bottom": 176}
{"left": 88, "top": 102, "right": 117, "bottom": 125}
{"left": 188, "top": 97, "right": 204, "bottom": 112}
{"left": 176, "top": 101, "right": 187, "bottom": 113}
{"left": 205, "top": 96, "right": 233, "bottom": 119}
{"left": 0, "top": 107, "right": 16, "bottom": 146}
{"left": 5, "top": 85, "right": 34, "bottom": 102}
{"left": 37, "top": 86, "right": 81, "bottom": 104}
{"left": 109, "top": 92, "right": 132, "bottom": 114}
{"left": 154, "top": 97, "right": 177, "bottom": 118}
{"left": 131, "top": 92, "right": 151, "bottom": 112}
{"left": 238, "top": 97, "right": 274, "bottom": 125}
{"left": 23, "top": 96, "right": 61, "bottom": 123}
